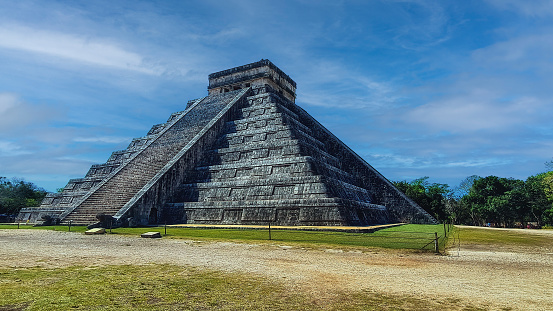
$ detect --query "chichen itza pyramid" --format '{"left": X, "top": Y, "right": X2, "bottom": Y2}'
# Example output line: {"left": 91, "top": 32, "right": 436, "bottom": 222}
{"left": 18, "top": 60, "right": 436, "bottom": 226}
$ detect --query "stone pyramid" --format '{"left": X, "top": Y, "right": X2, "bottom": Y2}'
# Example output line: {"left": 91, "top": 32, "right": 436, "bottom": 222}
{"left": 18, "top": 60, "right": 436, "bottom": 226}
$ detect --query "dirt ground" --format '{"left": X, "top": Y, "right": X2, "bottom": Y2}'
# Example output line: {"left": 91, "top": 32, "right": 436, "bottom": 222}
{"left": 1, "top": 228, "right": 552, "bottom": 310}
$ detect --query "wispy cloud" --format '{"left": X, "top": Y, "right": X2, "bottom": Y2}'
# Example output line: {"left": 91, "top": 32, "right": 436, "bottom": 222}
{"left": 0, "top": 93, "right": 18, "bottom": 114}
{"left": 388, "top": 0, "right": 453, "bottom": 50}
{"left": 0, "top": 140, "right": 31, "bottom": 156}
{"left": 367, "top": 152, "right": 508, "bottom": 170}
{"left": 0, "top": 24, "right": 160, "bottom": 74}
{"left": 400, "top": 93, "right": 545, "bottom": 133}
{"left": 472, "top": 33, "right": 553, "bottom": 73}
{"left": 0, "top": 92, "right": 56, "bottom": 133}
{"left": 397, "top": 25, "right": 553, "bottom": 134}
{"left": 297, "top": 60, "right": 399, "bottom": 110}
{"left": 73, "top": 136, "right": 132, "bottom": 144}
{"left": 485, "top": 0, "right": 553, "bottom": 17}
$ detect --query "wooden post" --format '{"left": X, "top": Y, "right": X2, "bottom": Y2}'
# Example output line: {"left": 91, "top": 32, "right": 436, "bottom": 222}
{"left": 443, "top": 222, "right": 447, "bottom": 238}
{"left": 164, "top": 222, "right": 167, "bottom": 236}
{"left": 268, "top": 222, "right": 272, "bottom": 240}
{"left": 68, "top": 220, "right": 72, "bottom": 232}
{"left": 17, "top": 222, "right": 20, "bottom": 229}
{"left": 434, "top": 232, "right": 439, "bottom": 254}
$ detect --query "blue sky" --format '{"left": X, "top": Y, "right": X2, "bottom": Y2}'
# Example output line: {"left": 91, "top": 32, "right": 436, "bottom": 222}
{"left": 1, "top": 0, "right": 552, "bottom": 192}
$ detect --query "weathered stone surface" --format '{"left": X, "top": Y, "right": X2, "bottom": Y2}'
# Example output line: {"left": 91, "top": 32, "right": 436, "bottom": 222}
{"left": 18, "top": 59, "right": 436, "bottom": 226}
{"left": 85, "top": 228, "right": 105, "bottom": 235}
{"left": 208, "top": 59, "right": 296, "bottom": 103}
{"left": 141, "top": 232, "right": 162, "bottom": 238}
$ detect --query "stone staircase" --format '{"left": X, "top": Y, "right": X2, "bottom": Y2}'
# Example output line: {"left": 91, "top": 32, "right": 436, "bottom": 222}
{"left": 60, "top": 91, "right": 246, "bottom": 225}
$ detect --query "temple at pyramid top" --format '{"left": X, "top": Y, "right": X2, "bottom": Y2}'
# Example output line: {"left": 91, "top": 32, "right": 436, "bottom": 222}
{"left": 208, "top": 59, "right": 297, "bottom": 103}
{"left": 18, "top": 59, "right": 436, "bottom": 227}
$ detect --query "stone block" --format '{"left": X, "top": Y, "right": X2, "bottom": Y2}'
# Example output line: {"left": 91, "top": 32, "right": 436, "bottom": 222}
{"left": 141, "top": 232, "right": 162, "bottom": 238}
{"left": 85, "top": 228, "right": 105, "bottom": 235}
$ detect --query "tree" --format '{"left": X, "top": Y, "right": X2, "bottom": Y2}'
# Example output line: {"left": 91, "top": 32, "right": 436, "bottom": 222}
{"left": 393, "top": 177, "right": 450, "bottom": 222}
{"left": 446, "top": 175, "right": 481, "bottom": 225}
{"left": 491, "top": 179, "right": 527, "bottom": 227}
{"left": 451, "top": 175, "right": 480, "bottom": 200}
{"left": 543, "top": 171, "right": 553, "bottom": 202}
{"left": 525, "top": 172, "right": 553, "bottom": 226}
{"left": 545, "top": 159, "right": 553, "bottom": 171}
{"left": 461, "top": 176, "right": 527, "bottom": 227}
{"left": 0, "top": 177, "right": 47, "bottom": 215}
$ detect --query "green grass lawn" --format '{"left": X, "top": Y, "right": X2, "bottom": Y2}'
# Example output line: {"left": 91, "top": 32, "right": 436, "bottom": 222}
{"left": 2, "top": 224, "right": 549, "bottom": 310}
{"left": 0, "top": 223, "right": 449, "bottom": 251}
{"left": 455, "top": 226, "right": 553, "bottom": 249}
{"left": 0, "top": 264, "right": 486, "bottom": 311}
{"left": 0, "top": 223, "right": 90, "bottom": 233}
{"left": 7, "top": 222, "right": 550, "bottom": 251}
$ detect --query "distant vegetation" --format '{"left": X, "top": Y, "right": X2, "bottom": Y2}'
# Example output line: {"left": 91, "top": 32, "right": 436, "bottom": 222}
{"left": 0, "top": 177, "right": 47, "bottom": 216}
{"left": 394, "top": 168, "right": 553, "bottom": 227}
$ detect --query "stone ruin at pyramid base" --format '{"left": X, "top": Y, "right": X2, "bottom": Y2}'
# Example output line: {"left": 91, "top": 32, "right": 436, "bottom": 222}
{"left": 18, "top": 60, "right": 436, "bottom": 227}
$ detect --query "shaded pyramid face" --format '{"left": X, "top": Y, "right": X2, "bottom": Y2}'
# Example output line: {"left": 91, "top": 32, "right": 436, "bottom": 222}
{"left": 19, "top": 60, "right": 436, "bottom": 226}
{"left": 169, "top": 86, "right": 393, "bottom": 226}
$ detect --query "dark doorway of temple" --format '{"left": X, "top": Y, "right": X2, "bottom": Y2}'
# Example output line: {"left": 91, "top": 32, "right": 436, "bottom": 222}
{"left": 149, "top": 208, "right": 158, "bottom": 224}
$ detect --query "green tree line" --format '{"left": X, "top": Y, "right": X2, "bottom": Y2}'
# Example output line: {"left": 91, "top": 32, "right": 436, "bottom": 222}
{"left": 393, "top": 170, "right": 553, "bottom": 227}
{"left": 0, "top": 177, "right": 47, "bottom": 215}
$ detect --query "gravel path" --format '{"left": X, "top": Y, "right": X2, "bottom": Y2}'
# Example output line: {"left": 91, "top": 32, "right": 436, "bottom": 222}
{"left": 1, "top": 229, "right": 552, "bottom": 310}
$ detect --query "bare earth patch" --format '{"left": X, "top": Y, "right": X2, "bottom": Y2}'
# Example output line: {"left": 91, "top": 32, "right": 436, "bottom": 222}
{"left": 1, "top": 229, "right": 552, "bottom": 310}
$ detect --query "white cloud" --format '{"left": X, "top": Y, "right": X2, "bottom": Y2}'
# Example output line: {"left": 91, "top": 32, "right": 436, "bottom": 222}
{"left": 297, "top": 60, "right": 399, "bottom": 110}
{"left": 485, "top": 0, "right": 553, "bottom": 17}
{"left": 0, "top": 92, "right": 56, "bottom": 133}
{"left": 394, "top": 31, "right": 553, "bottom": 135}
{"left": 0, "top": 24, "right": 160, "bottom": 75}
{"left": 387, "top": 0, "right": 453, "bottom": 50}
{"left": 401, "top": 94, "right": 544, "bottom": 133}
{"left": 442, "top": 159, "right": 510, "bottom": 168}
{"left": 472, "top": 33, "right": 553, "bottom": 73}
{"left": 73, "top": 136, "right": 131, "bottom": 144}
{"left": 370, "top": 152, "right": 508, "bottom": 170}
{"left": 0, "top": 140, "right": 31, "bottom": 156}
{"left": 0, "top": 93, "right": 18, "bottom": 114}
